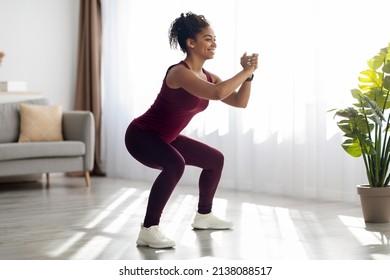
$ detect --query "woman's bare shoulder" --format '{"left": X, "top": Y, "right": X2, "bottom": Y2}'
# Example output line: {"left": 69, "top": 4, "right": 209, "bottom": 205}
{"left": 166, "top": 64, "right": 191, "bottom": 89}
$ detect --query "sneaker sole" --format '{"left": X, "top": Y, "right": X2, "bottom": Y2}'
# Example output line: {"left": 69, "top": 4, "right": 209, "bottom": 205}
{"left": 136, "top": 239, "right": 175, "bottom": 249}
{"left": 191, "top": 223, "right": 233, "bottom": 230}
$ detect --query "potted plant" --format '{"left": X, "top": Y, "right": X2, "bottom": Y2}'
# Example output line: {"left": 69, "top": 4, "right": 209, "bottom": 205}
{"left": 332, "top": 43, "right": 390, "bottom": 223}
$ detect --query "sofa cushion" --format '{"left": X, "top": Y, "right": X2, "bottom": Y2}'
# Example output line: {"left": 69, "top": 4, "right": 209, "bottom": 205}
{"left": 0, "top": 141, "right": 85, "bottom": 161}
{"left": 18, "top": 103, "right": 63, "bottom": 142}
{"left": 0, "top": 99, "right": 48, "bottom": 143}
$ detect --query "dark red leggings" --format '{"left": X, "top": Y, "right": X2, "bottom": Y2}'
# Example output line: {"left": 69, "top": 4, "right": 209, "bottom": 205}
{"left": 125, "top": 125, "right": 224, "bottom": 228}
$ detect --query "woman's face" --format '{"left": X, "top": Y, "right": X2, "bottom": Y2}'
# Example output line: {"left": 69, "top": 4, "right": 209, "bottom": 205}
{"left": 190, "top": 26, "right": 217, "bottom": 59}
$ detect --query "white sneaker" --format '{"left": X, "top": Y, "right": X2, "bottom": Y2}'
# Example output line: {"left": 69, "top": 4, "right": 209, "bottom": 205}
{"left": 136, "top": 224, "right": 176, "bottom": 249}
{"left": 192, "top": 212, "right": 233, "bottom": 230}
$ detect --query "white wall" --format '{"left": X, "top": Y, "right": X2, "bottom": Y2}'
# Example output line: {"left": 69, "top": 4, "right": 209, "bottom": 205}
{"left": 0, "top": 0, "right": 79, "bottom": 110}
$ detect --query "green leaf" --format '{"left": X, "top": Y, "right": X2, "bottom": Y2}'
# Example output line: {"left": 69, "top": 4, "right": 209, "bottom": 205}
{"left": 367, "top": 54, "right": 385, "bottom": 70}
{"left": 358, "top": 133, "right": 376, "bottom": 155}
{"left": 383, "top": 76, "right": 390, "bottom": 91}
{"left": 383, "top": 62, "right": 390, "bottom": 73}
{"left": 337, "top": 120, "right": 353, "bottom": 134}
{"left": 356, "top": 114, "right": 374, "bottom": 134}
{"left": 351, "top": 89, "right": 362, "bottom": 100}
{"left": 362, "top": 96, "right": 385, "bottom": 124}
{"left": 334, "top": 107, "right": 358, "bottom": 119}
{"left": 365, "top": 87, "right": 390, "bottom": 109}
{"left": 358, "top": 69, "right": 382, "bottom": 92}
{"left": 342, "top": 138, "right": 362, "bottom": 157}
{"left": 381, "top": 45, "right": 389, "bottom": 55}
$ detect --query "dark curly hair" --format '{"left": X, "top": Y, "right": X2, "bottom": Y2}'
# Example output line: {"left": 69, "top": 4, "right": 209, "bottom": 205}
{"left": 168, "top": 12, "right": 210, "bottom": 53}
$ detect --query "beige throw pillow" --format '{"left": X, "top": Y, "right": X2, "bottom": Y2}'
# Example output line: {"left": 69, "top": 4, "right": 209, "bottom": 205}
{"left": 18, "top": 103, "right": 63, "bottom": 142}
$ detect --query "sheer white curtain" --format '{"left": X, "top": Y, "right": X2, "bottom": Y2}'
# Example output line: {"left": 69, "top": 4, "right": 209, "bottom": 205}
{"left": 101, "top": 0, "right": 390, "bottom": 202}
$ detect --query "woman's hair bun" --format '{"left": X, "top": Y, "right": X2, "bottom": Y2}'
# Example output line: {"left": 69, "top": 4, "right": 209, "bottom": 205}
{"left": 168, "top": 12, "right": 210, "bottom": 53}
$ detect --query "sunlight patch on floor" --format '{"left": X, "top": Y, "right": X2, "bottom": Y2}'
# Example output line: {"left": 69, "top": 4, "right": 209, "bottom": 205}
{"left": 49, "top": 187, "right": 138, "bottom": 258}
{"left": 48, "top": 232, "right": 86, "bottom": 258}
{"left": 168, "top": 194, "right": 194, "bottom": 231}
{"left": 274, "top": 207, "right": 300, "bottom": 241}
{"left": 85, "top": 188, "right": 136, "bottom": 229}
{"left": 338, "top": 215, "right": 383, "bottom": 246}
{"left": 239, "top": 202, "right": 308, "bottom": 259}
{"left": 70, "top": 236, "right": 112, "bottom": 259}
{"left": 103, "top": 190, "right": 149, "bottom": 234}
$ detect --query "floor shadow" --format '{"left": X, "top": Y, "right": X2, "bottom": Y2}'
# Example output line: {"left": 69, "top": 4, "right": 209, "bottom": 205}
{"left": 0, "top": 180, "right": 45, "bottom": 191}
{"left": 362, "top": 223, "right": 390, "bottom": 259}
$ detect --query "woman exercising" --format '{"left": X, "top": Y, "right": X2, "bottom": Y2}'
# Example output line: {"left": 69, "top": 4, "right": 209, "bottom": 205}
{"left": 125, "top": 12, "right": 258, "bottom": 248}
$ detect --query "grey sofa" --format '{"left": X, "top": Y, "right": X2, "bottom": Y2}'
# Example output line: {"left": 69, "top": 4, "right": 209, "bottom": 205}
{"left": 0, "top": 98, "right": 95, "bottom": 186}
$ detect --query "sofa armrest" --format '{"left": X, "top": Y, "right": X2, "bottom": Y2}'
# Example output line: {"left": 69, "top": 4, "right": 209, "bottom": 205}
{"left": 62, "top": 111, "right": 95, "bottom": 171}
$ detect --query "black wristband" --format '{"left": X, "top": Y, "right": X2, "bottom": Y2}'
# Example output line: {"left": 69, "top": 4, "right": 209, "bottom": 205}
{"left": 245, "top": 74, "right": 254, "bottom": 82}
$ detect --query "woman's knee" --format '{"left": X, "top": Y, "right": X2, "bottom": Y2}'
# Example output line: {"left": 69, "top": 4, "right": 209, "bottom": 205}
{"left": 164, "top": 154, "right": 186, "bottom": 180}
{"left": 211, "top": 149, "right": 224, "bottom": 171}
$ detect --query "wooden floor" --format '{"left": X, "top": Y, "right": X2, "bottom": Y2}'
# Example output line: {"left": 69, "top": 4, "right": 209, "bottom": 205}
{"left": 0, "top": 175, "right": 389, "bottom": 260}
